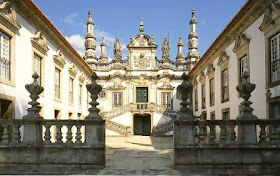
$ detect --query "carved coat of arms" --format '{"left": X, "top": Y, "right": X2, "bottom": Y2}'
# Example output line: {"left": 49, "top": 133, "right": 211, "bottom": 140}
{"left": 134, "top": 53, "right": 150, "bottom": 69}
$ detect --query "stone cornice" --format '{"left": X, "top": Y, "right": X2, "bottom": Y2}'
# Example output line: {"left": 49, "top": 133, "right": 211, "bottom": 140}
{"left": 78, "top": 71, "right": 86, "bottom": 83}
{"left": 206, "top": 63, "right": 215, "bottom": 76}
{"left": 259, "top": 0, "right": 280, "bottom": 32}
{"left": 217, "top": 51, "right": 229, "bottom": 67}
{"left": 0, "top": 1, "right": 21, "bottom": 32}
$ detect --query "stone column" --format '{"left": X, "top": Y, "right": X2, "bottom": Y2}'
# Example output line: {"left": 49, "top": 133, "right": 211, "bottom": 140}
{"left": 23, "top": 73, "right": 44, "bottom": 145}
{"left": 236, "top": 72, "right": 258, "bottom": 144}
{"left": 85, "top": 73, "right": 105, "bottom": 146}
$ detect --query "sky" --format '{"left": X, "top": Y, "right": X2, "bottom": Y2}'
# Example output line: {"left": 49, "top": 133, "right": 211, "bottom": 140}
{"left": 33, "top": 0, "right": 247, "bottom": 60}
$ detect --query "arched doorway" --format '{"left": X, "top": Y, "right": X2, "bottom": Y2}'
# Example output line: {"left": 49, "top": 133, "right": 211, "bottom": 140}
{"left": 133, "top": 114, "right": 151, "bottom": 136}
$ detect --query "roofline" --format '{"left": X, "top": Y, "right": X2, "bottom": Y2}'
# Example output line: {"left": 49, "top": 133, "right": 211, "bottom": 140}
{"left": 22, "top": 0, "right": 93, "bottom": 75}
{"left": 188, "top": 0, "right": 257, "bottom": 75}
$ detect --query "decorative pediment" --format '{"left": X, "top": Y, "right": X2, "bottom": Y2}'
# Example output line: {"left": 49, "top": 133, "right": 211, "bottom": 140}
{"left": 0, "top": 1, "right": 21, "bottom": 32}
{"left": 199, "top": 71, "right": 206, "bottom": 82}
{"left": 68, "top": 63, "right": 77, "bottom": 77}
{"left": 206, "top": 63, "right": 215, "bottom": 76}
{"left": 131, "top": 75, "right": 152, "bottom": 85}
{"left": 217, "top": 51, "right": 229, "bottom": 67}
{"left": 232, "top": 34, "right": 250, "bottom": 53}
{"left": 158, "top": 78, "right": 174, "bottom": 90}
{"left": 78, "top": 71, "right": 86, "bottom": 83}
{"left": 53, "top": 50, "right": 66, "bottom": 68}
{"left": 31, "top": 31, "right": 49, "bottom": 54}
{"left": 260, "top": 0, "right": 280, "bottom": 32}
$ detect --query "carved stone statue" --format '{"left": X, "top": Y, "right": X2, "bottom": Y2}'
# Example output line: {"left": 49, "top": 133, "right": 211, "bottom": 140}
{"left": 150, "top": 35, "right": 156, "bottom": 45}
{"left": 129, "top": 35, "right": 136, "bottom": 45}
{"left": 161, "top": 38, "right": 170, "bottom": 59}
{"left": 114, "top": 38, "right": 122, "bottom": 59}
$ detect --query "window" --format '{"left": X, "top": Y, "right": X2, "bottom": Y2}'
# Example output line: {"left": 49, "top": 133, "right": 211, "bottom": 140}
{"left": 79, "top": 84, "right": 82, "bottom": 106}
{"left": 69, "top": 112, "right": 73, "bottom": 120}
{"left": 54, "top": 68, "right": 61, "bottom": 99}
{"left": 162, "top": 92, "right": 172, "bottom": 110}
{"left": 270, "top": 33, "right": 280, "bottom": 83}
{"left": 209, "top": 78, "right": 215, "bottom": 106}
{"left": 69, "top": 78, "right": 74, "bottom": 104}
{"left": 113, "top": 92, "right": 122, "bottom": 108}
{"left": 78, "top": 113, "right": 83, "bottom": 120}
{"left": 221, "top": 69, "right": 229, "bottom": 102}
{"left": 54, "top": 110, "right": 60, "bottom": 119}
{"left": 0, "top": 31, "right": 10, "bottom": 81}
{"left": 222, "top": 109, "right": 230, "bottom": 120}
{"left": 210, "top": 111, "right": 215, "bottom": 120}
{"left": 0, "top": 98, "right": 13, "bottom": 119}
{"left": 194, "top": 89, "right": 198, "bottom": 111}
{"left": 239, "top": 55, "right": 248, "bottom": 83}
{"left": 99, "top": 90, "right": 106, "bottom": 98}
{"left": 201, "top": 111, "right": 207, "bottom": 120}
{"left": 269, "top": 101, "right": 280, "bottom": 119}
{"left": 34, "top": 54, "right": 42, "bottom": 85}
{"left": 202, "top": 85, "right": 206, "bottom": 109}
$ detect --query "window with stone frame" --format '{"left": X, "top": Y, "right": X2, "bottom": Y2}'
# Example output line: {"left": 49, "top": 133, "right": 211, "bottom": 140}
{"left": 210, "top": 111, "right": 215, "bottom": 120}
{"left": 0, "top": 31, "right": 11, "bottom": 81}
{"left": 209, "top": 78, "right": 215, "bottom": 106}
{"left": 239, "top": 54, "right": 249, "bottom": 83}
{"left": 201, "top": 84, "right": 206, "bottom": 109}
{"left": 34, "top": 54, "right": 42, "bottom": 85}
{"left": 270, "top": 33, "right": 280, "bottom": 83}
{"left": 162, "top": 92, "right": 172, "bottom": 110}
{"left": 54, "top": 68, "right": 61, "bottom": 99}
{"left": 194, "top": 89, "right": 198, "bottom": 111}
{"left": 221, "top": 69, "right": 229, "bottom": 102}
{"left": 201, "top": 111, "right": 207, "bottom": 120}
{"left": 113, "top": 92, "right": 122, "bottom": 108}
{"left": 269, "top": 101, "right": 280, "bottom": 119}
{"left": 69, "top": 78, "right": 74, "bottom": 104}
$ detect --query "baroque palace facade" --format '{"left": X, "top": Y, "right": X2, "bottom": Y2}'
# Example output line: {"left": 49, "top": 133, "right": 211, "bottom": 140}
{"left": 0, "top": 0, "right": 279, "bottom": 137}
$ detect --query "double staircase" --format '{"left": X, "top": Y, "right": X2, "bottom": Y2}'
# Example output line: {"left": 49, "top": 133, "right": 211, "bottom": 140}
{"left": 100, "top": 103, "right": 176, "bottom": 136}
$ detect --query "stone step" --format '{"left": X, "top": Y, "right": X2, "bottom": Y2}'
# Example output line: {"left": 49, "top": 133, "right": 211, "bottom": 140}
{"left": 106, "top": 120, "right": 131, "bottom": 136}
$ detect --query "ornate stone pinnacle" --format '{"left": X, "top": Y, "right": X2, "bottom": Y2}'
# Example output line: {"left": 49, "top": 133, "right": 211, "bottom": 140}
{"left": 85, "top": 72, "right": 102, "bottom": 120}
{"left": 140, "top": 17, "right": 144, "bottom": 33}
{"left": 177, "top": 73, "right": 194, "bottom": 120}
{"left": 236, "top": 71, "right": 257, "bottom": 119}
{"left": 23, "top": 72, "right": 44, "bottom": 120}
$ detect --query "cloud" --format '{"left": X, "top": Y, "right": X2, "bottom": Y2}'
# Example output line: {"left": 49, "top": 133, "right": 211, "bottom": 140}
{"left": 64, "top": 13, "right": 78, "bottom": 24}
{"left": 200, "top": 18, "right": 207, "bottom": 25}
{"left": 65, "top": 34, "right": 85, "bottom": 56}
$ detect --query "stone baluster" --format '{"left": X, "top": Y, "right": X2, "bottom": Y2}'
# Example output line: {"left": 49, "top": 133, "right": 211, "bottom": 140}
{"left": 23, "top": 73, "right": 44, "bottom": 145}
{"left": 270, "top": 124, "right": 280, "bottom": 144}
{"left": 236, "top": 72, "right": 258, "bottom": 145}
{"left": 174, "top": 73, "right": 195, "bottom": 147}
{"left": 229, "top": 124, "right": 237, "bottom": 144}
{"left": 85, "top": 73, "right": 105, "bottom": 146}
{"left": 75, "top": 125, "right": 82, "bottom": 145}
{"left": 1, "top": 124, "right": 10, "bottom": 145}
{"left": 66, "top": 125, "right": 73, "bottom": 145}
{"left": 12, "top": 124, "right": 21, "bottom": 145}
{"left": 219, "top": 123, "right": 226, "bottom": 143}
{"left": 56, "top": 125, "right": 63, "bottom": 145}
{"left": 259, "top": 124, "right": 267, "bottom": 144}
{"left": 208, "top": 124, "right": 216, "bottom": 144}
{"left": 44, "top": 124, "right": 51, "bottom": 145}
{"left": 198, "top": 122, "right": 206, "bottom": 144}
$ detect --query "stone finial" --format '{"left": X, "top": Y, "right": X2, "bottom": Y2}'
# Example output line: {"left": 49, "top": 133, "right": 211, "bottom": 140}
{"left": 236, "top": 71, "right": 257, "bottom": 119}
{"left": 177, "top": 73, "right": 194, "bottom": 120}
{"left": 175, "top": 36, "right": 185, "bottom": 70}
{"left": 85, "top": 72, "right": 102, "bottom": 120}
{"left": 140, "top": 17, "right": 144, "bottom": 33}
{"left": 23, "top": 72, "right": 44, "bottom": 120}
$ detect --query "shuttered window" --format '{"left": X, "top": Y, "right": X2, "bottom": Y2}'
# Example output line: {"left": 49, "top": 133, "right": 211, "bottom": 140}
{"left": 54, "top": 68, "right": 61, "bottom": 99}
{"left": 113, "top": 92, "right": 122, "bottom": 108}
{"left": 271, "top": 33, "right": 280, "bottom": 82}
{"left": 0, "top": 31, "right": 10, "bottom": 80}
{"left": 162, "top": 92, "right": 172, "bottom": 110}
{"left": 34, "top": 54, "right": 42, "bottom": 85}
